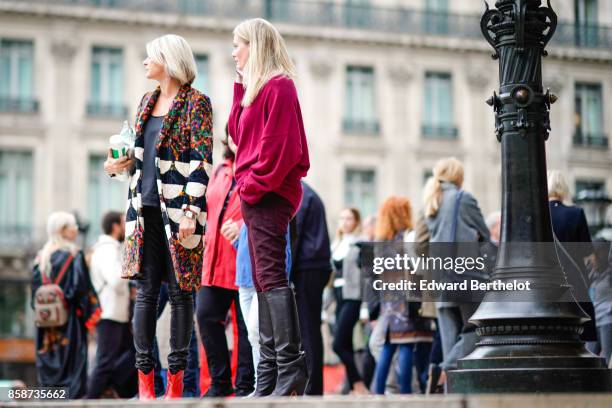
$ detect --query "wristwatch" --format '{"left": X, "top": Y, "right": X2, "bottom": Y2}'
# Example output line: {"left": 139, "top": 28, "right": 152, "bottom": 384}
{"left": 184, "top": 210, "right": 196, "bottom": 220}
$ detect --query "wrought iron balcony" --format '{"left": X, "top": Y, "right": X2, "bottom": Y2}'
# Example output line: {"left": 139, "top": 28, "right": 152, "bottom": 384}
{"left": 342, "top": 118, "right": 380, "bottom": 135}
{"left": 421, "top": 124, "right": 459, "bottom": 139}
{"left": 0, "top": 97, "right": 39, "bottom": 113}
{"left": 0, "top": 225, "right": 34, "bottom": 250}
{"left": 17, "top": 0, "right": 612, "bottom": 50}
{"left": 572, "top": 132, "right": 609, "bottom": 148}
{"left": 86, "top": 102, "right": 128, "bottom": 118}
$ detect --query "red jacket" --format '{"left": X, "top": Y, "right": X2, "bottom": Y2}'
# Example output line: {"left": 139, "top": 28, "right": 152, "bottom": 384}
{"left": 202, "top": 159, "right": 242, "bottom": 290}
{"left": 228, "top": 75, "right": 310, "bottom": 213}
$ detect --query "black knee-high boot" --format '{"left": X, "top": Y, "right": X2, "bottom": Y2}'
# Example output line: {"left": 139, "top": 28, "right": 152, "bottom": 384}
{"left": 265, "top": 287, "right": 308, "bottom": 396}
{"left": 252, "top": 292, "right": 277, "bottom": 396}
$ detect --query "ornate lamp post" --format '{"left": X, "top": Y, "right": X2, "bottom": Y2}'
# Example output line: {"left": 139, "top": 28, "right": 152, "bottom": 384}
{"left": 448, "top": 0, "right": 611, "bottom": 392}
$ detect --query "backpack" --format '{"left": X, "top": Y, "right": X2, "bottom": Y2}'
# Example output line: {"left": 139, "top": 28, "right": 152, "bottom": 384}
{"left": 34, "top": 254, "right": 74, "bottom": 328}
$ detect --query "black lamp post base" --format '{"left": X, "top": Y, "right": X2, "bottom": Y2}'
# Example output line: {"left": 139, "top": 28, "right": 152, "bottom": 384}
{"left": 449, "top": 324, "right": 612, "bottom": 393}
{"left": 449, "top": 366, "right": 612, "bottom": 393}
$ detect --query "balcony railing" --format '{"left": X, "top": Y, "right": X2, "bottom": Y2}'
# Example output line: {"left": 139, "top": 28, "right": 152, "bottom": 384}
{"left": 0, "top": 225, "right": 34, "bottom": 250}
{"left": 342, "top": 118, "right": 380, "bottom": 135}
{"left": 573, "top": 132, "right": 609, "bottom": 148}
{"left": 86, "top": 102, "right": 128, "bottom": 118}
{"left": 18, "top": 0, "right": 612, "bottom": 50}
{"left": 422, "top": 124, "right": 459, "bottom": 139}
{"left": 0, "top": 97, "right": 39, "bottom": 113}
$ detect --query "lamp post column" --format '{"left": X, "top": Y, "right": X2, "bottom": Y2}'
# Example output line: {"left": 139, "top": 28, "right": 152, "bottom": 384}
{"left": 448, "top": 0, "right": 611, "bottom": 393}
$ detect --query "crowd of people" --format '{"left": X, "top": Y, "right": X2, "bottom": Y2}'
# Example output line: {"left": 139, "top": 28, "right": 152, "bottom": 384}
{"left": 29, "top": 18, "right": 612, "bottom": 400}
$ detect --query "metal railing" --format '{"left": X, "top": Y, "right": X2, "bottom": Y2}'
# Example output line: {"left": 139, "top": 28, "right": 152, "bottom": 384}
{"left": 17, "top": 0, "right": 612, "bottom": 49}
{"left": 342, "top": 118, "right": 380, "bottom": 135}
{"left": 572, "top": 132, "right": 609, "bottom": 148}
{"left": 86, "top": 102, "right": 128, "bottom": 118}
{"left": 422, "top": 124, "right": 459, "bottom": 139}
{"left": 0, "top": 226, "right": 35, "bottom": 250}
{"left": 0, "top": 97, "right": 39, "bottom": 113}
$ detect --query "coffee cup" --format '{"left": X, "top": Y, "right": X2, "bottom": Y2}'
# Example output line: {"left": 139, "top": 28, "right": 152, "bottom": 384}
{"left": 109, "top": 134, "right": 127, "bottom": 159}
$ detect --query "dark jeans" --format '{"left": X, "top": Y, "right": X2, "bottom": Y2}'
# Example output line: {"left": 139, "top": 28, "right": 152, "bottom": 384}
{"left": 196, "top": 285, "right": 254, "bottom": 393}
{"left": 332, "top": 291, "right": 362, "bottom": 387}
{"left": 133, "top": 206, "right": 194, "bottom": 374}
{"left": 241, "top": 193, "right": 294, "bottom": 292}
{"left": 293, "top": 268, "right": 331, "bottom": 395}
{"left": 414, "top": 342, "right": 432, "bottom": 393}
{"left": 86, "top": 319, "right": 136, "bottom": 399}
{"left": 429, "top": 325, "right": 444, "bottom": 365}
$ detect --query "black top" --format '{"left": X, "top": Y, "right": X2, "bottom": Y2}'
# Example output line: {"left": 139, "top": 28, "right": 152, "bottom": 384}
{"left": 141, "top": 115, "right": 164, "bottom": 207}
{"left": 549, "top": 200, "right": 592, "bottom": 244}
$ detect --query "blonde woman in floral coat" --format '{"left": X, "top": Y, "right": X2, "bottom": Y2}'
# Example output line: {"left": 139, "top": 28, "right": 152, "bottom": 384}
{"left": 104, "top": 34, "right": 212, "bottom": 400}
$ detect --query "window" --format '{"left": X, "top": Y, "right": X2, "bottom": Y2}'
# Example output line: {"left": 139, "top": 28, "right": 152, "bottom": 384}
{"left": 345, "top": 0, "right": 370, "bottom": 28}
{"left": 574, "top": 82, "right": 607, "bottom": 148}
{"left": 87, "top": 155, "right": 125, "bottom": 243}
{"left": 0, "top": 39, "right": 36, "bottom": 112}
{"left": 576, "top": 179, "right": 605, "bottom": 195}
{"left": 574, "top": 179, "right": 607, "bottom": 230}
{"left": 0, "top": 280, "right": 34, "bottom": 339}
{"left": 192, "top": 54, "right": 209, "bottom": 94}
{"left": 424, "top": 0, "right": 449, "bottom": 35}
{"left": 344, "top": 66, "right": 379, "bottom": 134}
{"left": 88, "top": 47, "right": 126, "bottom": 117}
{"left": 265, "top": 0, "right": 290, "bottom": 20}
{"left": 423, "top": 72, "right": 457, "bottom": 138}
{"left": 345, "top": 168, "right": 377, "bottom": 218}
{"left": 0, "top": 151, "right": 33, "bottom": 248}
{"left": 575, "top": 0, "right": 598, "bottom": 46}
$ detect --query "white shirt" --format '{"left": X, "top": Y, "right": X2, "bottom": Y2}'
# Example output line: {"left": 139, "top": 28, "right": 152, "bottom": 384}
{"left": 90, "top": 235, "right": 130, "bottom": 323}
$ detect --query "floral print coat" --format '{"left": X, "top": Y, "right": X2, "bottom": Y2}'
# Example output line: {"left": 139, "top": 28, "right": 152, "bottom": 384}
{"left": 121, "top": 84, "right": 213, "bottom": 291}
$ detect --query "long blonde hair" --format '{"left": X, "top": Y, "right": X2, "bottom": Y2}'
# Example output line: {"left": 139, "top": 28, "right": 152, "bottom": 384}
{"left": 423, "top": 157, "right": 464, "bottom": 218}
{"left": 233, "top": 18, "right": 296, "bottom": 107}
{"left": 36, "top": 212, "right": 78, "bottom": 277}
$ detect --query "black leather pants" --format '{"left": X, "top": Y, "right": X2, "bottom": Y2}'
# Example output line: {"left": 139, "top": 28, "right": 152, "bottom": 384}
{"left": 133, "top": 206, "right": 193, "bottom": 374}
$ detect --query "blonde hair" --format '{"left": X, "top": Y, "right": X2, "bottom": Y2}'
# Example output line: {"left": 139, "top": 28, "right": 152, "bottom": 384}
{"left": 146, "top": 34, "right": 197, "bottom": 85}
{"left": 233, "top": 18, "right": 296, "bottom": 106}
{"left": 375, "top": 197, "right": 413, "bottom": 241}
{"left": 423, "top": 157, "right": 465, "bottom": 218}
{"left": 547, "top": 170, "right": 570, "bottom": 202}
{"left": 36, "top": 212, "right": 79, "bottom": 277}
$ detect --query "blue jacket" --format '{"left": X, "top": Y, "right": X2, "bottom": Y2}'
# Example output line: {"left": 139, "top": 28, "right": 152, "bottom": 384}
{"left": 234, "top": 224, "right": 292, "bottom": 288}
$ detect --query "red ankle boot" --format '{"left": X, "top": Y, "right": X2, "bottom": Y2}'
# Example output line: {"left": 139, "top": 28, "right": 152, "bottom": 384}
{"left": 164, "top": 370, "right": 184, "bottom": 399}
{"left": 138, "top": 369, "right": 155, "bottom": 400}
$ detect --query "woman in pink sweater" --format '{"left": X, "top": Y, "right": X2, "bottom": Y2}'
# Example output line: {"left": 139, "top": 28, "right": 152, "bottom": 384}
{"left": 228, "top": 18, "right": 310, "bottom": 397}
